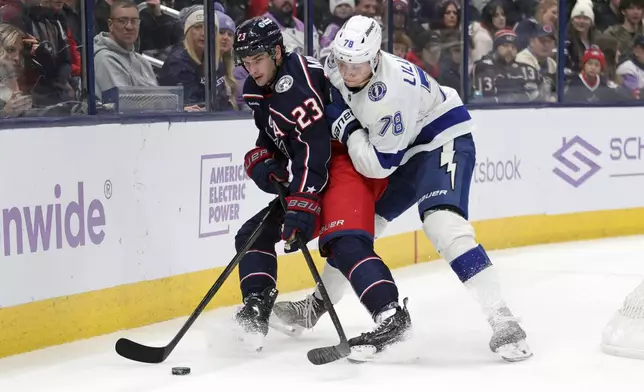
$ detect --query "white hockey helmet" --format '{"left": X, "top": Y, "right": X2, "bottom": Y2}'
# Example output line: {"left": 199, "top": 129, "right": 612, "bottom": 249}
{"left": 332, "top": 15, "right": 381, "bottom": 70}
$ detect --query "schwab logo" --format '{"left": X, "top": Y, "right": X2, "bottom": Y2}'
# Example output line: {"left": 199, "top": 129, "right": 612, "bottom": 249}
{"left": 553, "top": 136, "right": 601, "bottom": 187}
{"left": 474, "top": 156, "right": 522, "bottom": 183}
{"left": 1, "top": 182, "right": 107, "bottom": 256}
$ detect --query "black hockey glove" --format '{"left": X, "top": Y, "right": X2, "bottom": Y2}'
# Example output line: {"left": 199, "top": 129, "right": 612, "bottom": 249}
{"left": 281, "top": 192, "right": 321, "bottom": 253}
{"left": 244, "top": 147, "right": 289, "bottom": 194}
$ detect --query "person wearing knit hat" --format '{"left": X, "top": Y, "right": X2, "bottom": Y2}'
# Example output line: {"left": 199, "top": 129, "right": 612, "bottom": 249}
{"left": 565, "top": 0, "right": 597, "bottom": 74}
{"left": 472, "top": 28, "right": 541, "bottom": 103}
{"left": 179, "top": 4, "right": 204, "bottom": 34}
{"left": 159, "top": 7, "right": 230, "bottom": 109}
{"left": 566, "top": 46, "right": 623, "bottom": 102}
{"left": 320, "top": 0, "right": 355, "bottom": 58}
{"left": 330, "top": 0, "right": 355, "bottom": 16}
{"left": 216, "top": 11, "right": 235, "bottom": 54}
{"left": 571, "top": 0, "right": 594, "bottom": 23}
{"left": 215, "top": 11, "right": 247, "bottom": 111}
{"left": 392, "top": 0, "right": 409, "bottom": 31}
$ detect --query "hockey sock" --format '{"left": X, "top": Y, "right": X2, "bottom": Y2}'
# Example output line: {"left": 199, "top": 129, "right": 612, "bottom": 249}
{"left": 235, "top": 208, "right": 281, "bottom": 298}
{"left": 327, "top": 236, "right": 399, "bottom": 318}
{"left": 451, "top": 245, "right": 509, "bottom": 322}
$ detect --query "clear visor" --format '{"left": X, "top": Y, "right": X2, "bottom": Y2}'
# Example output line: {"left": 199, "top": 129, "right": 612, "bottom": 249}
{"left": 336, "top": 58, "right": 371, "bottom": 73}
{"left": 336, "top": 58, "right": 373, "bottom": 87}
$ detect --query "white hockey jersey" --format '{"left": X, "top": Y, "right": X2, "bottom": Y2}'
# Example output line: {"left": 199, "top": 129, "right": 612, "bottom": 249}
{"left": 324, "top": 51, "right": 475, "bottom": 179}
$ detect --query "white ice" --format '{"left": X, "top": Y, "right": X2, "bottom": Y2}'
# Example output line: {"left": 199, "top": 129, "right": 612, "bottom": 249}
{"left": 2, "top": 236, "right": 644, "bottom": 392}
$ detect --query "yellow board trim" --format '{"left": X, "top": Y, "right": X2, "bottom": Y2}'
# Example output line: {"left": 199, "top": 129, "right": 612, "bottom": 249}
{"left": 2, "top": 208, "right": 644, "bottom": 359}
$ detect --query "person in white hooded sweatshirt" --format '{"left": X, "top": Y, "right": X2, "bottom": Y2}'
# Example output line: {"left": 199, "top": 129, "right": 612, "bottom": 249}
{"left": 93, "top": 0, "right": 157, "bottom": 99}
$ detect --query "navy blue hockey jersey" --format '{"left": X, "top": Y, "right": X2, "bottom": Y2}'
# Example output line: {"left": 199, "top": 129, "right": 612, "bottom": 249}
{"left": 243, "top": 53, "right": 338, "bottom": 197}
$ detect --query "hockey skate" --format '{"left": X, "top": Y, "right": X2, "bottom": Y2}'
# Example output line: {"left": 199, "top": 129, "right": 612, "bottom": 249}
{"left": 488, "top": 307, "right": 533, "bottom": 362}
{"left": 270, "top": 294, "right": 328, "bottom": 337}
{"left": 348, "top": 298, "right": 412, "bottom": 363}
{"left": 234, "top": 286, "right": 278, "bottom": 351}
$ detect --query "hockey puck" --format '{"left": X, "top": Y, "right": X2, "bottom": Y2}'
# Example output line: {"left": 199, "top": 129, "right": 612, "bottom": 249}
{"left": 171, "top": 367, "right": 191, "bottom": 376}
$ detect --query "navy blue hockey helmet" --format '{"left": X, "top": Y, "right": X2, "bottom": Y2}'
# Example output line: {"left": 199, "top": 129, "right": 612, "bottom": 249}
{"left": 233, "top": 16, "right": 284, "bottom": 66}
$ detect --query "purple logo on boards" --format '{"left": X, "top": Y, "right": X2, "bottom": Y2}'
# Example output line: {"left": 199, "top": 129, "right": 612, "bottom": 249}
{"left": 1, "top": 181, "right": 108, "bottom": 256}
{"left": 199, "top": 153, "right": 248, "bottom": 238}
{"left": 553, "top": 136, "right": 601, "bottom": 187}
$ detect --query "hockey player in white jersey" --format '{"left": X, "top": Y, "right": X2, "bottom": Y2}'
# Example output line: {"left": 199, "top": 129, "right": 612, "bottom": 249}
{"left": 272, "top": 15, "right": 533, "bottom": 362}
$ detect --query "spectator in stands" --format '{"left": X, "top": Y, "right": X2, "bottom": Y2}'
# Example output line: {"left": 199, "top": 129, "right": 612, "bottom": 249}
{"left": 45, "top": 0, "right": 81, "bottom": 82}
{"left": 437, "top": 37, "right": 466, "bottom": 93}
{"left": 60, "top": 0, "right": 81, "bottom": 46}
{"left": 264, "top": 0, "right": 319, "bottom": 56}
{"left": 406, "top": 29, "right": 441, "bottom": 78}
{"left": 516, "top": 23, "right": 557, "bottom": 101}
{"left": 95, "top": 0, "right": 113, "bottom": 34}
{"left": 602, "top": 0, "right": 644, "bottom": 61}
{"left": 248, "top": 0, "right": 296, "bottom": 20}
{"left": 0, "top": 0, "right": 75, "bottom": 106}
{"left": 139, "top": 0, "right": 183, "bottom": 61}
{"left": 217, "top": 11, "right": 247, "bottom": 109}
{"left": 94, "top": 0, "right": 158, "bottom": 99}
{"left": 355, "top": 0, "right": 378, "bottom": 17}
{"left": 595, "top": 0, "right": 622, "bottom": 31}
{"left": 214, "top": 10, "right": 243, "bottom": 110}
{"left": 431, "top": 0, "right": 462, "bottom": 44}
{"left": 158, "top": 5, "right": 209, "bottom": 106}
{"left": 389, "top": 0, "right": 425, "bottom": 41}
{"left": 565, "top": 0, "right": 597, "bottom": 74}
{"left": 616, "top": 34, "right": 644, "bottom": 98}
{"left": 515, "top": 0, "right": 558, "bottom": 51}
{"left": 393, "top": 30, "right": 412, "bottom": 58}
{"left": 596, "top": 34, "right": 622, "bottom": 82}
{"left": 470, "top": 0, "right": 511, "bottom": 62}
{"left": 565, "top": 47, "right": 624, "bottom": 101}
{"left": 320, "top": 0, "right": 354, "bottom": 55}
{"left": 0, "top": 58, "right": 32, "bottom": 116}
{"left": 0, "top": 22, "right": 23, "bottom": 70}
{"left": 472, "top": 29, "right": 540, "bottom": 102}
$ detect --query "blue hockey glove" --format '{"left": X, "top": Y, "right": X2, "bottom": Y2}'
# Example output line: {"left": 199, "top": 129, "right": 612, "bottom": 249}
{"left": 281, "top": 192, "right": 321, "bottom": 253}
{"left": 244, "top": 147, "right": 289, "bottom": 194}
{"left": 325, "top": 105, "right": 362, "bottom": 145}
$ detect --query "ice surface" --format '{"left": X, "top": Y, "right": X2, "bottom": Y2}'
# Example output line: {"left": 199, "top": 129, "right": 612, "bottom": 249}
{"left": 2, "top": 236, "right": 644, "bottom": 392}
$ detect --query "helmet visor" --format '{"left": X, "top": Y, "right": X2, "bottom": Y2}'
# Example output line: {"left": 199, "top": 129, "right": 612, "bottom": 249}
{"left": 336, "top": 58, "right": 372, "bottom": 87}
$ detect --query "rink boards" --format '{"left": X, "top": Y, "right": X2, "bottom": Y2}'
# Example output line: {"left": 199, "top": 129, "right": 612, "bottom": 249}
{"left": 1, "top": 107, "right": 643, "bottom": 358}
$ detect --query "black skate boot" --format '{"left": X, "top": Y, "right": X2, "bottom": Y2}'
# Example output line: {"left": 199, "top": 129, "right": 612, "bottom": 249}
{"left": 271, "top": 294, "right": 328, "bottom": 336}
{"left": 488, "top": 306, "right": 533, "bottom": 362}
{"left": 348, "top": 298, "right": 412, "bottom": 363}
{"left": 234, "top": 286, "right": 278, "bottom": 351}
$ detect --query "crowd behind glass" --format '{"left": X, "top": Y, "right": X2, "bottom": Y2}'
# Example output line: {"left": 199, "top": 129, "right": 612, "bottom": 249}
{"left": 0, "top": 0, "right": 643, "bottom": 118}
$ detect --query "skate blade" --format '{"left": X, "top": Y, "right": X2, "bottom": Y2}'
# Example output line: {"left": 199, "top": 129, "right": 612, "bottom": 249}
{"left": 268, "top": 317, "right": 305, "bottom": 338}
{"left": 496, "top": 340, "right": 533, "bottom": 362}
{"left": 234, "top": 330, "right": 266, "bottom": 353}
{"left": 232, "top": 321, "right": 266, "bottom": 353}
{"left": 347, "top": 345, "right": 378, "bottom": 363}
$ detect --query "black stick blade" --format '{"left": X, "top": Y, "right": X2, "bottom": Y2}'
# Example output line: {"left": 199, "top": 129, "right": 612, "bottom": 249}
{"left": 115, "top": 338, "right": 169, "bottom": 364}
{"left": 307, "top": 341, "right": 351, "bottom": 365}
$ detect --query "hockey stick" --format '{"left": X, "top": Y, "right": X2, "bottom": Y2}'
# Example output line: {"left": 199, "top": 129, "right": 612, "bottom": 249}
{"left": 115, "top": 198, "right": 282, "bottom": 364}
{"left": 275, "top": 184, "right": 351, "bottom": 365}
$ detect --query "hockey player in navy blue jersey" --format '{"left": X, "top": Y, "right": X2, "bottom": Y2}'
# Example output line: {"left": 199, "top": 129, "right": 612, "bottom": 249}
{"left": 231, "top": 16, "right": 411, "bottom": 359}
